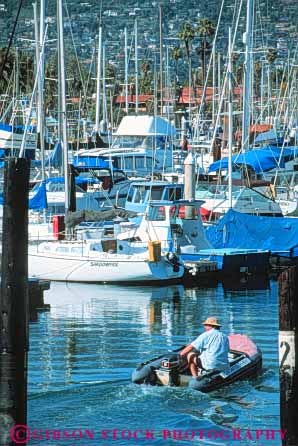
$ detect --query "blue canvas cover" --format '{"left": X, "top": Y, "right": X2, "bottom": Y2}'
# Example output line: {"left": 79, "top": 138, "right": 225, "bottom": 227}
{"left": 208, "top": 146, "right": 298, "bottom": 173}
{"left": 73, "top": 155, "right": 109, "bottom": 169}
{"left": 29, "top": 181, "right": 48, "bottom": 210}
{"left": 206, "top": 209, "right": 298, "bottom": 257}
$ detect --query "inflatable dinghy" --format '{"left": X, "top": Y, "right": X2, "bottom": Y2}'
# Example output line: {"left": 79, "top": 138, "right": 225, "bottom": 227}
{"left": 132, "top": 334, "right": 262, "bottom": 392}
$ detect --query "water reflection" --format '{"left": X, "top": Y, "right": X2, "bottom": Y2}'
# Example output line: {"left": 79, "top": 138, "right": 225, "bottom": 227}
{"left": 28, "top": 280, "right": 279, "bottom": 446}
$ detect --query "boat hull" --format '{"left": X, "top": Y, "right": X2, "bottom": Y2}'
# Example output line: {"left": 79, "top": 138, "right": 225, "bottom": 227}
{"left": 132, "top": 335, "right": 262, "bottom": 393}
{"left": 28, "top": 249, "right": 184, "bottom": 283}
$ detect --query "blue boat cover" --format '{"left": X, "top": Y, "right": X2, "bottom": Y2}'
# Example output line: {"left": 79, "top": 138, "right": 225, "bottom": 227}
{"left": 208, "top": 146, "right": 298, "bottom": 173}
{"left": 47, "top": 142, "right": 62, "bottom": 168}
{"left": 206, "top": 209, "right": 298, "bottom": 257}
{"left": 73, "top": 156, "right": 110, "bottom": 169}
{"left": 45, "top": 176, "right": 101, "bottom": 185}
{"left": 0, "top": 181, "right": 48, "bottom": 209}
{"left": 29, "top": 180, "right": 48, "bottom": 210}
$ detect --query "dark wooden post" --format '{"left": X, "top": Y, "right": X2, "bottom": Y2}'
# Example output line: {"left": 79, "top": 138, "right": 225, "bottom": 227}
{"left": 68, "top": 163, "right": 76, "bottom": 213}
{"left": 279, "top": 265, "right": 298, "bottom": 446}
{"left": 0, "top": 158, "right": 30, "bottom": 445}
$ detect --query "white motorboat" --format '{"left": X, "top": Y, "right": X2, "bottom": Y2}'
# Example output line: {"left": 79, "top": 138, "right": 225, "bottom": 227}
{"left": 196, "top": 183, "right": 283, "bottom": 222}
{"left": 75, "top": 115, "right": 176, "bottom": 177}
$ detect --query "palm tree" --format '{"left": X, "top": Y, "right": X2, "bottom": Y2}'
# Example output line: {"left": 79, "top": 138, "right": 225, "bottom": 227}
{"left": 0, "top": 48, "right": 34, "bottom": 96}
{"left": 266, "top": 48, "right": 278, "bottom": 65}
{"left": 266, "top": 47, "right": 278, "bottom": 117}
{"left": 178, "top": 23, "right": 195, "bottom": 111}
{"left": 177, "top": 22, "right": 195, "bottom": 62}
{"left": 140, "top": 60, "right": 153, "bottom": 94}
{"left": 196, "top": 18, "right": 215, "bottom": 89}
{"left": 171, "top": 46, "right": 182, "bottom": 106}
{"left": 171, "top": 46, "right": 182, "bottom": 83}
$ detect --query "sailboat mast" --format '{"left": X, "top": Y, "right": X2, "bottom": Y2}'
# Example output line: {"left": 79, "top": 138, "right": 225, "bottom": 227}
{"left": 241, "top": 0, "right": 253, "bottom": 151}
{"left": 95, "top": 26, "right": 102, "bottom": 132}
{"left": 228, "top": 28, "right": 233, "bottom": 209}
{"left": 33, "top": 2, "right": 45, "bottom": 181}
{"left": 135, "top": 19, "right": 138, "bottom": 115}
{"left": 39, "top": 0, "right": 46, "bottom": 181}
{"left": 102, "top": 42, "right": 107, "bottom": 131}
{"left": 57, "top": 0, "right": 69, "bottom": 212}
{"left": 124, "top": 27, "right": 129, "bottom": 114}
{"left": 159, "top": 4, "right": 163, "bottom": 116}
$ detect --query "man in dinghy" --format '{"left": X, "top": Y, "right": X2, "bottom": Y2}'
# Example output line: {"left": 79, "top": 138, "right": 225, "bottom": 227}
{"left": 180, "top": 317, "right": 230, "bottom": 376}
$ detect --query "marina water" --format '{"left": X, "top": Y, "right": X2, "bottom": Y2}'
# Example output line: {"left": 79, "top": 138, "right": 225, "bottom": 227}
{"left": 28, "top": 280, "right": 280, "bottom": 446}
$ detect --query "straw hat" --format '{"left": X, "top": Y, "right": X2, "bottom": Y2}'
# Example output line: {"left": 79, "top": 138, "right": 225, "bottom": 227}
{"left": 202, "top": 316, "right": 221, "bottom": 327}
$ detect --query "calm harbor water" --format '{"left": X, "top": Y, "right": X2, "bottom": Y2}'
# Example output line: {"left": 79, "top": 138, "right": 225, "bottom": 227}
{"left": 28, "top": 279, "right": 280, "bottom": 446}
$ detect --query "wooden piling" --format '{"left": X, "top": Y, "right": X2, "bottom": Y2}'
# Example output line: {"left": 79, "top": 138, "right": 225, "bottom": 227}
{"left": 183, "top": 151, "right": 195, "bottom": 219}
{"left": 278, "top": 265, "right": 298, "bottom": 445}
{"left": 0, "top": 158, "right": 30, "bottom": 444}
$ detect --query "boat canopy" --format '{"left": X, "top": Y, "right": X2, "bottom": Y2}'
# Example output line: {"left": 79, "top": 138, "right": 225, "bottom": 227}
{"left": 44, "top": 176, "right": 102, "bottom": 185}
{"left": 206, "top": 209, "right": 298, "bottom": 257}
{"left": 114, "top": 115, "right": 176, "bottom": 137}
{"left": 73, "top": 155, "right": 110, "bottom": 169}
{"left": 208, "top": 146, "right": 298, "bottom": 173}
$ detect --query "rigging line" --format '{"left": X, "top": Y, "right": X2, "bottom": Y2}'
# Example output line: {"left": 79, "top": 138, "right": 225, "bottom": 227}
{"left": 193, "top": 0, "right": 226, "bottom": 133}
{"left": 0, "top": 0, "right": 24, "bottom": 81}
{"left": 81, "top": 46, "right": 96, "bottom": 115}
{"left": 209, "top": 0, "right": 245, "bottom": 154}
{"left": 64, "top": 0, "right": 87, "bottom": 98}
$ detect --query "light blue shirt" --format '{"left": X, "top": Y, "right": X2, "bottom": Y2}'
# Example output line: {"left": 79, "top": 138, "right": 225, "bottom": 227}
{"left": 191, "top": 328, "right": 230, "bottom": 371}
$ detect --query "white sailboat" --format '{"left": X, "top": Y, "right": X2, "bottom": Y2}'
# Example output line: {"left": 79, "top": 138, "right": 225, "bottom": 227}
{"left": 28, "top": 201, "right": 185, "bottom": 282}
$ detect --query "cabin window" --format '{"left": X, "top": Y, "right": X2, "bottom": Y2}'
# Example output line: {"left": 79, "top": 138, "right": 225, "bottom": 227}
{"left": 148, "top": 206, "right": 166, "bottom": 221}
{"left": 71, "top": 247, "right": 82, "bottom": 254}
{"left": 90, "top": 243, "right": 101, "bottom": 251}
{"left": 150, "top": 186, "right": 163, "bottom": 200}
{"left": 56, "top": 246, "right": 69, "bottom": 253}
{"left": 136, "top": 157, "right": 145, "bottom": 170}
{"left": 126, "top": 186, "right": 134, "bottom": 202}
{"left": 124, "top": 156, "right": 134, "bottom": 171}
{"left": 165, "top": 187, "right": 182, "bottom": 201}
{"left": 134, "top": 186, "right": 149, "bottom": 203}
{"left": 112, "top": 157, "right": 120, "bottom": 169}
{"left": 146, "top": 158, "right": 153, "bottom": 169}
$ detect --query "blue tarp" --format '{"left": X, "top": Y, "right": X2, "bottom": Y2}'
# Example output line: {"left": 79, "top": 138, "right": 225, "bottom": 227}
{"left": 29, "top": 181, "right": 48, "bottom": 210}
{"left": 255, "top": 129, "right": 278, "bottom": 143}
{"left": 73, "top": 156, "right": 110, "bottom": 169}
{"left": 208, "top": 146, "right": 298, "bottom": 173}
{"left": 47, "top": 142, "right": 62, "bottom": 168}
{"left": 0, "top": 181, "right": 48, "bottom": 209}
{"left": 45, "top": 176, "right": 101, "bottom": 185}
{"left": 206, "top": 209, "right": 298, "bottom": 257}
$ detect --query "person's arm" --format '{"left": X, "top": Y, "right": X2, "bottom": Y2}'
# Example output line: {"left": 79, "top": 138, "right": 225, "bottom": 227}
{"left": 179, "top": 344, "right": 194, "bottom": 357}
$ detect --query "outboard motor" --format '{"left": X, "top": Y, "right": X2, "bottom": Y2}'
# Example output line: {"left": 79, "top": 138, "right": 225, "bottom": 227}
{"left": 166, "top": 252, "right": 181, "bottom": 273}
{"left": 160, "top": 354, "right": 180, "bottom": 386}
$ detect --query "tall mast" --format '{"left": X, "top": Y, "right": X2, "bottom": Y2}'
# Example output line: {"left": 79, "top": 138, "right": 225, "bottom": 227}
{"left": 228, "top": 28, "right": 233, "bottom": 209}
{"left": 57, "top": 0, "right": 69, "bottom": 212}
{"left": 95, "top": 26, "right": 102, "bottom": 132}
{"left": 241, "top": 0, "right": 253, "bottom": 151}
{"left": 135, "top": 19, "right": 138, "bottom": 114}
{"left": 124, "top": 27, "right": 129, "bottom": 114}
{"left": 39, "top": 0, "right": 46, "bottom": 181}
{"left": 33, "top": 2, "right": 45, "bottom": 181}
{"left": 212, "top": 45, "right": 216, "bottom": 126}
{"left": 260, "top": 60, "right": 264, "bottom": 123}
{"left": 102, "top": 42, "right": 107, "bottom": 132}
{"left": 159, "top": 4, "right": 163, "bottom": 116}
